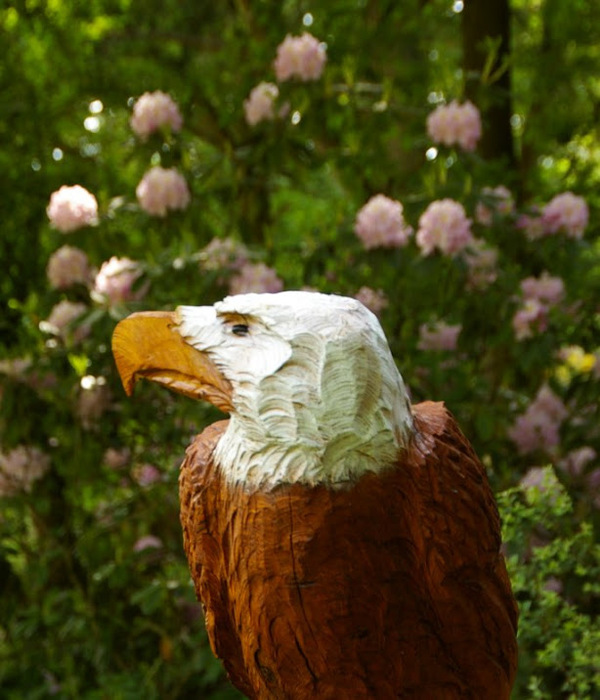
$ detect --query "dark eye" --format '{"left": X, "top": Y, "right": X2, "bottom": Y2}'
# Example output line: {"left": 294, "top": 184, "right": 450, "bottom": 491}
{"left": 231, "top": 323, "right": 250, "bottom": 336}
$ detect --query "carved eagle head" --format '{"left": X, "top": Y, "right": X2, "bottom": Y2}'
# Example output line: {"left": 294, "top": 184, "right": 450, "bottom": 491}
{"left": 113, "top": 291, "right": 413, "bottom": 488}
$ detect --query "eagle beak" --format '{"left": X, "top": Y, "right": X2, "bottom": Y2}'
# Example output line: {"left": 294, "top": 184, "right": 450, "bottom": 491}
{"left": 112, "top": 311, "right": 233, "bottom": 413}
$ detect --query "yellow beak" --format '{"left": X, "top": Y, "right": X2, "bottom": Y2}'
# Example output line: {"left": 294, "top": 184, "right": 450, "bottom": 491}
{"left": 112, "top": 311, "right": 233, "bottom": 413}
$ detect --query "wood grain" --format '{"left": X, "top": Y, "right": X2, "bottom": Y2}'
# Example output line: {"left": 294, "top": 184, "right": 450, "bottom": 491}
{"left": 179, "top": 402, "right": 518, "bottom": 699}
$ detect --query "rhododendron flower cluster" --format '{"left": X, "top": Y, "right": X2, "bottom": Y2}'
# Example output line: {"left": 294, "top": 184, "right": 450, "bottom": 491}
{"left": 274, "top": 33, "right": 327, "bottom": 82}
{"left": 416, "top": 199, "right": 473, "bottom": 256}
{"left": 130, "top": 91, "right": 183, "bottom": 140}
{"left": 426, "top": 100, "right": 481, "bottom": 152}
{"left": 516, "top": 210, "right": 546, "bottom": 240}
{"left": 354, "top": 194, "right": 413, "bottom": 250}
{"left": 354, "top": 287, "right": 389, "bottom": 316}
{"left": 508, "top": 384, "right": 568, "bottom": 455}
{"left": 46, "top": 245, "right": 91, "bottom": 289}
{"left": 519, "top": 465, "right": 562, "bottom": 495}
{"left": 475, "top": 186, "right": 514, "bottom": 226}
{"left": 0, "top": 445, "right": 51, "bottom": 496}
{"left": 93, "top": 257, "right": 145, "bottom": 305}
{"left": 518, "top": 192, "right": 589, "bottom": 240}
{"left": 520, "top": 272, "right": 565, "bottom": 306}
{"left": 558, "top": 446, "right": 597, "bottom": 479}
{"left": 133, "top": 463, "right": 162, "bottom": 487}
{"left": 512, "top": 299, "right": 548, "bottom": 341}
{"left": 417, "top": 321, "right": 462, "bottom": 351}
{"left": 513, "top": 272, "right": 565, "bottom": 340}
{"left": 229, "top": 262, "right": 284, "bottom": 295}
{"left": 47, "top": 185, "right": 98, "bottom": 233}
{"left": 43, "top": 300, "right": 88, "bottom": 342}
{"left": 136, "top": 166, "right": 190, "bottom": 217}
{"left": 541, "top": 192, "right": 589, "bottom": 239}
{"left": 199, "top": 237, "right": 249, "bottom": 271}
{"left": 463, "top": 240, "right": 498, "bottom": 289}
{"left": 244, "top": 82, "right": 280, "bottom": 126}
{"left": 133, "top": 535, "right": 163, "bottom": 552}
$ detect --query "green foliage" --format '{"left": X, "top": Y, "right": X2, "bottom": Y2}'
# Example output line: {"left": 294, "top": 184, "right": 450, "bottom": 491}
{"left": 500, "top": 471, "right": 600, "bottom": 698}
{"left": 1, "top": 0, "right": 599, "bottom": 697}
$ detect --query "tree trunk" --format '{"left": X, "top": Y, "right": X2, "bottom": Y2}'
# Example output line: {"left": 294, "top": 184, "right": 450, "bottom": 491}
{"left": 461, "top": 0, "right": 515, "bottom": 168}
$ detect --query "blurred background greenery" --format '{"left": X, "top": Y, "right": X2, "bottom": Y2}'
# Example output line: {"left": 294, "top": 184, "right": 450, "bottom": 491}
{"left": 1, "top": 1, "right": 599, "bottom": 697}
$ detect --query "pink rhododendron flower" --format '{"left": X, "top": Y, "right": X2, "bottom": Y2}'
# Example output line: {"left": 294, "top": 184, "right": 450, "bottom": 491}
{"left": 513, "top": 272, "right": 564, "bottom": 341}
{"left": 475, "top": 185, "right": 514, "bottom": 226}
{"left": 519, "top": 466, "right": 562, "bottom": 499}
{"left": 535, "top": 385, "right": 568, "bottom": 423}
{"left": 0, "top": 445, "right": 50, "bottom": 496}
{"left": 512, "top": 299, "right": 548, "bottom": 340}
{"left": 426, "top": 100, "right": 482, "bottom": 152}
{"left": 43, "top": 300, "right": 88, "bottom": 341}
{"left": 274, "top": 33, "right": 327, "bottom": 82}
{"left": 558, "top": 446, "right": 596, "bottom": 478}
{"left": 517, "top": 211, "right": 546, "bottom": 240}
{"left": 47, "top": 245, "right": 91, "bottom": 289}
{"left": 199, "top": 237, "right": 249, "bottom": 271}
{"left": 520, "top": 272, "right": 565, "bottom": 306}
{"left": 47, "top": 185, "right": 98, "bottom": 233}
{"left": 133, "top": 535, "right": 163, "bottom": 552}
{"left": 520, "top": 466, "right": 550, "bottom": 492}
{"left": 93, "top": 257, "right": 145, "bottom": 305}
{"left": 509, "top": 413, "right": 558, "bottom": 455}
{"left": 508, "top": 385, "right": 567, "bottom": 455}
{"left": 354, "top": 287, "right": 389, "bottom": 316}
{"left": 417, "top": 321, "right": 461, "bottom": 351}
{"left": 416, "top": 199, "right": 473, "bottom": 256}
{"left": 542, "top": 192, "right": 588, "bottom": 239}
{"left": 463, "top": 239, "right": 498, "bottom": 288}
{"left": 136, "top": 166, "right": 190, "bottom": 217}
{"left": 133, "top": 463, "right": 162, "bottom": 487}
{"left": 244, "top": 82, "right": 280, "bottom": 126}
{"left": 229, "top": 262, "right": 284, "bottom": 295}
{"left": 354, "top": 194, "right": 413, "bottom": 250}
{"left": 130, "top": 91, "right": 183, "bottom": 140}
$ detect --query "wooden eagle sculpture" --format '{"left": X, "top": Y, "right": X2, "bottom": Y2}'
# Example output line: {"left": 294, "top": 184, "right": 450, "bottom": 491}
{"left": 112, "top": 291, "right": 518, "bottom": 699}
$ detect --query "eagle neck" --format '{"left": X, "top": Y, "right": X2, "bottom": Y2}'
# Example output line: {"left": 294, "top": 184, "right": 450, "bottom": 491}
{"left": 212, "top": 351, "right": 413, "bottom": 490}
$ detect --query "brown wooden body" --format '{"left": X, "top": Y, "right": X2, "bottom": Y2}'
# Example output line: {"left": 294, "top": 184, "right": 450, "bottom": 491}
{"left": 179, "top": 402, "right": 518, "bottom": 699}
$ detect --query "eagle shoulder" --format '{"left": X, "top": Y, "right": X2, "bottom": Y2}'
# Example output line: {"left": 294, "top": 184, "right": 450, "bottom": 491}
{"left": 408, "top": 401, "right": 518, "bottom": 692}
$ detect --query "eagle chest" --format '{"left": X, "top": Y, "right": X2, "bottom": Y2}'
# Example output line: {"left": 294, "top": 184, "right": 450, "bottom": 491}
{"left": 179, "top": 426, "right": 437, "bottom": 698}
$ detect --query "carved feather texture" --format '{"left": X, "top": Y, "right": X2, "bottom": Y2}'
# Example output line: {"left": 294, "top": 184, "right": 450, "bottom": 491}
{"left": 177, "top": 292, "right": 413, "bottom": 489}
{"left": 179, "top": 402, "right": 518, "bottom": 699}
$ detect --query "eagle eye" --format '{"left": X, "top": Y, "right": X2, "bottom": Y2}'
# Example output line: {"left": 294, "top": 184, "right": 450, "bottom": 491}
{"left": 231, "top": 323, "right": 250, "bottom": 337}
